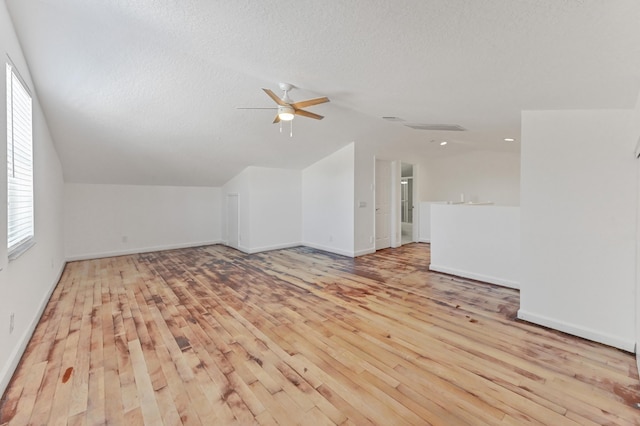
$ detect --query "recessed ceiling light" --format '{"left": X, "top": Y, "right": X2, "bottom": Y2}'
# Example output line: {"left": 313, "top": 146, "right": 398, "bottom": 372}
{"left": 504, "top": 138, "right": 515, "bottom": 142}
{"left": 440, "top": 141, "right": 448, "bottom": 146}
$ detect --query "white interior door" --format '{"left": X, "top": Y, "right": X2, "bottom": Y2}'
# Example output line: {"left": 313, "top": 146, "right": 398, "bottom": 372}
{"left": 401, "top": 162, "right": 415, "bottom": 245}
{"left": 227, "top": 194, "right": 239, "bottom": 249}
{"left": 375, "top": 160, "right": 391, "bottom": 250}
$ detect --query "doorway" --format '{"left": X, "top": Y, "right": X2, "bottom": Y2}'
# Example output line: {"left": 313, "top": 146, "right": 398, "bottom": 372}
{"left": 227, "top": 194, "right": 239, "bottom": 249}
{"left": 401, "top": 163, "right": 414, "bottom": 245}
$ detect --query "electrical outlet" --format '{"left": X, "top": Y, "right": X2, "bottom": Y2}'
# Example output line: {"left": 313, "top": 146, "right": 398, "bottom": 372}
{"left": 329, "top": 235, "right": 333, "bottom": 242}
{"left": 9, "top": 313, "right": 14, "bottom": 334}
{"left": 122, "top": 235, "right": 128, "bottom": 243}
{"left": 369, "top": 236, "right": 374, "bottom": 244}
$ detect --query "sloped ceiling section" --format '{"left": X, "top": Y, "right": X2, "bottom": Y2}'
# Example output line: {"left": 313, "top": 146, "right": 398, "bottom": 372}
{"left": 5, "top": 0, "right": 640, "bottom": 186}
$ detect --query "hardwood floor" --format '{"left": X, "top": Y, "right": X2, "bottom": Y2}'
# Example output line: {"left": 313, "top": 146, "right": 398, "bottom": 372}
{"left": 1, "top": 243, "right": 640, "bottom": 425}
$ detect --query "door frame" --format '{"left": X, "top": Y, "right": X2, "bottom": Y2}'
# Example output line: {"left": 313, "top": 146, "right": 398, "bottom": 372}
{"left": 400, "top": 162, "right": 419, "bottom": 245}
{"left": 374, "top": 159, "right": 392, "bottom": 250}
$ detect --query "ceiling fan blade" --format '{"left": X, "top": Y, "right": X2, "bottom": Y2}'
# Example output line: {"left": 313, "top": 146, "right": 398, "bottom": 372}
{"left": 295, "top": 109, "right": 324, "bottom": 120}
{"left": 273, "top": 114, "right": 281, "bottom": 124}
{"left": 291, "top": 97, "right": 330, "bottom": 109}
{"left": 263, "top": 88, "right": 287, "bottom": 106}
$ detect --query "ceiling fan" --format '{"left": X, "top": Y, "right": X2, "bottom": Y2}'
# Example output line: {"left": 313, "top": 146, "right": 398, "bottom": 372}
{"left": 238, "top": 83, "right": 330, "bottom": 124}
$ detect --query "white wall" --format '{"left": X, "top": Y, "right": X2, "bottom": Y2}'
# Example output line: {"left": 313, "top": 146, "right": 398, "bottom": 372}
{"left": 633, "top": 92, "right": 640, "bottom": 370}
{"left": 247, "top": 167, "right": 301, "bottom": 253}
{"left": 519, "top": 109, "right": 636, "bottom": 351}
{"left": 354, "top": 142, "right": 375, "bottom": 256}
{"left": 418, "top": 150, "right": 521, "bottom": 205}
{"left": 418, "top": 201, "right": 447, "bottom": 243}
{"left": 221, "top": 166, "right": 302, "bottom": 254}
{"left": 222, "top": 168, "right": 251, "bottom": 251}
{"left": 430, "top": 204, "right": 520, "bottom": 289}
{"left": 0, "top": 2, "right": 66, "bottom": 396}
{"left": 302, "top": 143, "right": 355, "bottom": 256}
{"left": 64, "top": 183, "right": 222, "bottom": 260}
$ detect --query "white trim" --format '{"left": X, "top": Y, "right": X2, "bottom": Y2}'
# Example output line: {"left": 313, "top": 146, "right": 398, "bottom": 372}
{"left": 65, "top": 240, "right": 222, "bottom": 262}
{"left": 236, "top": 245, "right": 251, "bottom": 254}
{"left": 68, "top": 241, "right": 335, "bottom": 260}
{"left": 354, "top": 247, "right": 375, "bottom": 257}
{"left": 242, "top": 242, "right": 301, "bottom": 254}
{"left": 517, "top": 309, "right": 635, "bottom": 352}
{"left": 429, "top": 263, "right": 519, "bottom": 289}
{"left": 8, "top": 238, "right": 35, "bottom": 261}
{"left": 418, "top": 238, "right": 430, "bottom": 243}
{"left": 301, "top": 241, "right": 354, "bottom": 258}
{"left": 6, "top": 63, "right": 34, "bottom": 255}
{"left": 0, "top": 261, "right": 65, "bottom": 396}
{"left": 5, "top": 54, "right": 32, "bottom": 95}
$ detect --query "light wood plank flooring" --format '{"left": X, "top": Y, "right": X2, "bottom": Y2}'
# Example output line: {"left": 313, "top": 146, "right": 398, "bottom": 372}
{"left": 1, "top": 244, "right": 640, "bottom": 425}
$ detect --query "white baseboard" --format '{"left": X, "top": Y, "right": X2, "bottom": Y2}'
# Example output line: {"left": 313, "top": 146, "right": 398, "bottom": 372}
{"left": 301, "top": 242, "right": 355, "bottom": 258}
{"left": 66, "top": 240, "right": 377, "bottom": 261}
{"left": 235, "top": 241, "right": 375, "bottom": 258}
{"left": 65, "top": 240, "right": 222, "bottom": 261}
{"left": 429, "top": 264, "right": 519, "bottom": 289}
{"left": 233, "top": 244, "right": 250, "bottom": 254}
{"left": 418, "top": 238, "right": 430, "bottom": 243}
{"left": 243, "top": 242, "right": 301, "bottom": 254}
{"left": 517, "top": 309, "right": 635, "bottom": 352}
{"left": 354, "top": 247, "right": 375, "bottom": 257}
{"left": 0, "top": 261, "right": 66, "bottom": 397}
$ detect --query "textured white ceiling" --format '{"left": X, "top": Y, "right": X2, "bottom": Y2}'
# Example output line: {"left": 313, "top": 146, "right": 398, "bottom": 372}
{"left": 5, "top": 0, "right": 640, "bottom": 186}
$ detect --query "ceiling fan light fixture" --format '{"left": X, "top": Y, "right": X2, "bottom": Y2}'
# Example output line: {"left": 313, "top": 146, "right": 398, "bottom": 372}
{"left": 278, "top": 106, "right": 295, "bottom": 121}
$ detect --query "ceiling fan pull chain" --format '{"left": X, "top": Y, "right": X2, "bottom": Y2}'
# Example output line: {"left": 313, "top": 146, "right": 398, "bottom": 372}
{"left": 280, "top": 121, "right": 282, "bottom": 133}
{"left": 290, "top": 120, "right": 293, "bottom": 137}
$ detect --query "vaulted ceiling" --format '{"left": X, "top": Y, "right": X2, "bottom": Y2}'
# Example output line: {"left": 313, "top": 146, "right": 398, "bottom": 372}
{"left": 6, "top": 0, "right": 640, "bottom": 186}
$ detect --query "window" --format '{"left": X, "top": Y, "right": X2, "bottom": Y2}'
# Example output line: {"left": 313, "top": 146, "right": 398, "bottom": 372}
{"left": 6, "top": 62, "right": 33, "bottom": 258}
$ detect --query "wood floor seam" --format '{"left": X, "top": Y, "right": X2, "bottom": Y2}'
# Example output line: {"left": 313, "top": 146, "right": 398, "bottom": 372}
{"left": 1, "top": 244, "right": 639, "bottom": 425}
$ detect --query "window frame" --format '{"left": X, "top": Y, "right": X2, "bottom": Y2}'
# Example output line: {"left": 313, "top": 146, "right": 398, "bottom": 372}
{"left": 6, "top": 61, "right": 34, "bottom": 260}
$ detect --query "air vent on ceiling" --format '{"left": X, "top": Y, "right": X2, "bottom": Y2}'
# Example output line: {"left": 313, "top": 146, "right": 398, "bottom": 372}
{"left": 404, "top": 124, "right": 467, "bottom": 131}
{"left": 382, "top": 116, "right": 405, "bottom": 122}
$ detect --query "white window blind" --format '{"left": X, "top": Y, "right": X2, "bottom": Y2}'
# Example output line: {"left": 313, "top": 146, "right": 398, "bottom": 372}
{"left": 6, "top": 63, "right": 33, "bottom": 256}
